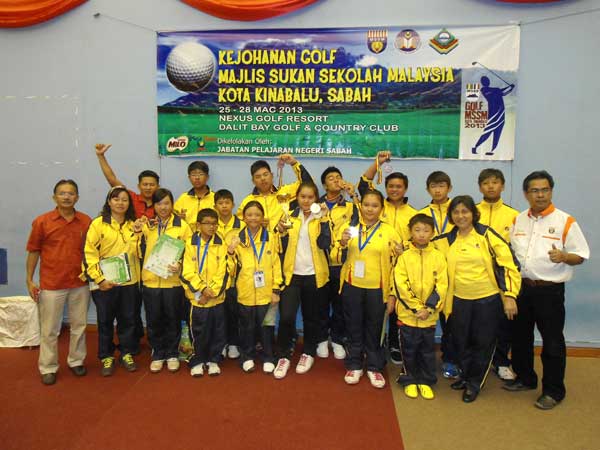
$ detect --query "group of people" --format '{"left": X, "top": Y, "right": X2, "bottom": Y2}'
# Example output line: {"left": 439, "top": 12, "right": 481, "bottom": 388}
{"left": 25, "top": 147, "right": 589, "bottom": 410}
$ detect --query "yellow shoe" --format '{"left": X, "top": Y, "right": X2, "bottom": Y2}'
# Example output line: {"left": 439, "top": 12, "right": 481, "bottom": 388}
{"left": 418, "top": 384, "right": 435, "bottom": 400}
{"left": 404, "top": 384, "right": 418, "bottom": 399}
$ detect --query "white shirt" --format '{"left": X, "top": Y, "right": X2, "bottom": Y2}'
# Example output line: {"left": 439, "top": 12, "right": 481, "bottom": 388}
{"left": 510, "top": 204, "right": 590, "bottom": 283}
{"left": 293, "top": 212, "right": 316, "bottom": 276}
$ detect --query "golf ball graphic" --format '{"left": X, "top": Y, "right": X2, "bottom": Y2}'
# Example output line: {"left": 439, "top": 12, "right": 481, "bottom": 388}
{"left": 166, "top": 42, "right": 216, "bottom": 93}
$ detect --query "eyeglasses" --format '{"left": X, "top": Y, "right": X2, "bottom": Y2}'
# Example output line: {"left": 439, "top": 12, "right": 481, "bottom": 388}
{"left": 199, "top": 222, "right": 218, "bottom": 227}
{"left": 528, "top": 188, "right": 551, "bottom": 194}
{"left": 189, "top": 172, "right": 207, "bottom": 178}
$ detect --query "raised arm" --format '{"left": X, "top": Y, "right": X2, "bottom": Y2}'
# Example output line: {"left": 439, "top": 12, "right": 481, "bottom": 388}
{"left": 95, "top": 144, "right": 125, "bottom": 187}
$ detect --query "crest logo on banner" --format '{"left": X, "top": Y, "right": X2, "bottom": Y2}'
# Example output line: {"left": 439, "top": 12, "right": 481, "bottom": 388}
{"left": 430, "top": 28, "right": 459, "bottom": 54}
{"left": 367, "top": 29, "right": 388, "bottom": 54}
{"left": 466, "top": 83, "right": 481, "bottom": 101}
{"left": 394, "top": 29, "right": 421, "bottom": 53}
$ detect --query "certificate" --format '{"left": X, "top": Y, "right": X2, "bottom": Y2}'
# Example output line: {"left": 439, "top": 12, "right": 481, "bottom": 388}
{"left": 143, "top": 234, "right": 186, "bottom": 279}
{"left": 90, "top": 253, "right": 131, "bottom": 290}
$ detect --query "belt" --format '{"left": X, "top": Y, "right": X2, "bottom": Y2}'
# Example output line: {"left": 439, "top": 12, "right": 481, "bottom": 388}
{"left": 522, "top": 278, "right": 559, "bottom": 287}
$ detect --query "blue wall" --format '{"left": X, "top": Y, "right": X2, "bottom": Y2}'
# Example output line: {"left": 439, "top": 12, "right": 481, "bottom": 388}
{"left": 0, "top": 0, "right": 597, "bottom": 344}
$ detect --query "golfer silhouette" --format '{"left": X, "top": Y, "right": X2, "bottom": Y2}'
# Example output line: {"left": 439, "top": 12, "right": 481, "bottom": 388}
{"left": 472, "top": 76, "right": 515, "bottom": 155}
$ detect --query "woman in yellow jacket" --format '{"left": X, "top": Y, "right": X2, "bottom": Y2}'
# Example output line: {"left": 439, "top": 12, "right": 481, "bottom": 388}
{"left": 334, "top": 189, "right": 401, "bottom": 389}
{"left": 273, "top": 182, "right": 331, "bottom": 379}
{"left": 139, "top": 188, "right": 192, "bottom": 374}
{"left": 433, "top": 195, "right": 521, "bottom": 403}
{"left": 180, "top": 209, "right": 230, "bottom": 377}
{"left": 390, "top": 214, "right": 448, "bottom": 400}
{"left": 82, "top": 186, "right": 140, "bottom": 376}
{"left": 227, "top": 201, "right": 284, "bottom": 374}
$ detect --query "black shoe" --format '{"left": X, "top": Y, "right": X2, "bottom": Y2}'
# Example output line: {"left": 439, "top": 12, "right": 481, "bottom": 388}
{"left": 451, "top": 379, "right": 467, "bottom": 390}
{"left": 41, "top": 373, "right": 56, "bottom": 385}
{"left": 462, "top": 388, "right": 478, "bottom": 403}
{"left": 502, "top": 380, "right": 536, "bottom": 392}
{"left": 534, "top": 394, "right": 560, "bottom": 410}
{"left": 389, "top": 348, "right": 403, "bottom": 365}
{"left": 69, "top": 365, "right": 87, "bottom": 377}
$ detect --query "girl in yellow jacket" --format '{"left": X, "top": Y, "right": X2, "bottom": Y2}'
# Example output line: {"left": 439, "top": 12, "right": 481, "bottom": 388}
{"left": 138, "top": 188, "right": 192, "bottom": 374}
{"left": 432, "top": 195, "right": 521, "bottom": 403}
{"left": 273, "top": 182, "right": 331, "bottom": 379}
{"left": 180, "top": 209, "right": 230, "bottom": 377}
{"left": 227, "top": 201, "right": 284, "bottom": 374}
{"left": 334, "top": 190, "right": 402, "bottom": 389}
{"left": 390, "top": 214, "right": 448, "bottom": 400}
{"left": 82, "top": 186, "right": 140, "bottom": 376}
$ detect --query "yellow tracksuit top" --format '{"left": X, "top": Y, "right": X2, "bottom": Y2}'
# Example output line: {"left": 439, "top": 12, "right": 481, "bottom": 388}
{"left": 335, "top": 219, "right": 401, "bottom": 298}
{"left": 180, "top": 233, "right": 229, "bottom": 308}
{"left": 218, "top": 215, "right": 243, "bottom": 242}
{"left": 358, "top": 176, "right": 417, "bottom": 241}
{"left": 432, "top": 224, "right": 521, "bottom": 316}
{"left": 230, "top": 226, "right": 284, "bottom": 306}
{"left": 174, "top": 187, "right": 216, "bottom": 230}
{"left": 279, "top": 208, "right": 331, "bottom": 289}
{"left": 82, "top": 215, "right": 140, "bottom": 286}
{"left": 236, "top": 163, "right": 312, "bottom": 232}
{"left": 418, "top": 198, "right": 452, "bottom": 237}
{"left": 320, "top": 195, "right": 359, "bottom": 268}
{"left": 140, "top": 214, "right": 192, "bottom": 288}
{"left": 391, "top": 242, "right": 448, "bottom": 328}
{"left": 476, "top": 199, "right": 519, "bottom": 242}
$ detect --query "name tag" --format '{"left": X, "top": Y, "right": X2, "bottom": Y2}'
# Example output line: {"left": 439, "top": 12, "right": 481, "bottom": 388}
{"left": 254, "top": 270, "right": 266, "bottom": 288}
{"left": 354, "top": 260, "right": 366, "bottom": 278}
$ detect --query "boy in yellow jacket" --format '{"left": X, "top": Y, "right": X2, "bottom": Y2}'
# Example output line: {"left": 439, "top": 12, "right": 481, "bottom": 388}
{"left": 180, "top": 209, "right": 229, "bottom": 377}
{"left": 390, "top": 214, "right": 448, "bottom": 399}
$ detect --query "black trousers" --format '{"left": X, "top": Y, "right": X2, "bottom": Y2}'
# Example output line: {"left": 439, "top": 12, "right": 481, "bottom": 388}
{"left": 397, "top": 325, "right": 437, "bottom": 386}
{"left": 92, "top": 284, "right": 138, "bottom": 359}
{"left": 492, "top": 313, "right": 512, "bottom": 368}
{"left": 440, "top": 312, "right": 457, "bottom": 364}
{"left": 511, "top": 283, "right": 566, "bottom": 401}
{"left": 189, "top": 303, "right": 226, "bottom": 367}
{"left": 238, "top": 304, "right": 275, "bottom": 364}
{"left": 142, "top": 286, "right": 183, "bottom": 360}
{"left": 225, "top": 287, "right": 239, "bottom": 347}
{"left": 277, "top": 275, "right": 324, "bottom": 359}
{"left": 319, "top": 267, "right": 346, "bottom": 345}
{"left": 342, "top": 284, "right": 386, "bottom": 372}
{"left": 452, "top": 294, "right": 503, "bottom": 393}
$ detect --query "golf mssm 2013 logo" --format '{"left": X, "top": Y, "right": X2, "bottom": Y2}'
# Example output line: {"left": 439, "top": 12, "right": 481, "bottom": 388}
{"left": 367, "top": 29, "right": 388, "bottom": 54}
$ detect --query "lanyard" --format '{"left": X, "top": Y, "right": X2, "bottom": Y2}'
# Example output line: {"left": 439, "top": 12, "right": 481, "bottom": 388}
{"left": 430, "top": 207, "right": 449, "bottom": 234}
{"left": 157, "top": 217, "right": 169, "bottom": 236}
{"left": 197, "top": 236, "right": 211, "bottom": 274}
{"left": 248, "top": 228, "right": 266, "bottom": 264}
{"left": 358, "top": 221, "right": 381, "bottom": 252}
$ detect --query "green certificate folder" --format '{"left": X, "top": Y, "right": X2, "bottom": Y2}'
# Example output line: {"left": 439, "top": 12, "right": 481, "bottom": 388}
{"left": 143, "top": 234, "right": 185, "bottom": 279}
{"left": 90, "top": 253, "right": 131, "bottom": 290}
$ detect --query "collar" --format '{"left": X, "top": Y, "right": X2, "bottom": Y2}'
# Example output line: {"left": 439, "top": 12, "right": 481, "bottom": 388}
{"left": 528, "top": 203, "right": 555, "bottom": 218}
{"left": 319, "top": 193, "right": 348, "bottom": 206}
{"left": 385, "top": 197, "right": 409, "bottom": 208}
{"left": 191, "top": 232, "right": 223, "bottom": 246}
{"left": 480, "top": 198, "right": 504, "bottom": 210}
{"left": 251, "top": 185, "right": 278, "bottom": 196}
{"left": 187, "top": 186, "right": 212, "bottom": 198}
{"left": 219, "top": 215, "right": 240, "bottom": 229}
{"left": 239, "top": 226, "right": 270, "bottom": 245}
{"left": 428, "top": 198, "right": 451, "bottom": 210}
{"left": 50, "top": 208, "right": 79, "bottom": 221}
{"left": 408, "top": 241, "right": 434, "bottom": 252}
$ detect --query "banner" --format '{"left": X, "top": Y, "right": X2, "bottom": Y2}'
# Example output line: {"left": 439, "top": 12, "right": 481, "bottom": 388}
{"left": 157, "top": 26, "right": 519, "bottom": 160}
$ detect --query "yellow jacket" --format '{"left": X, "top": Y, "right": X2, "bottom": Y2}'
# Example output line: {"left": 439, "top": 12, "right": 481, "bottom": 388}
{"left": 174, "top": 187, "right": 216, "bottom": 230}
{"left": 334, "top": 217, "right": 401, "bottom": 299}
{"left": 180, "top": 233, "right": 229, "bottom": 308}
{"left": 140, "top": 214, "right": 192, "bottom": 288}
{"left": 418, "top": 199, "right": 452, "bottom": 237}
{"left": 476, "top": 199, "right": 519, "bottom": 242}
{"left": 279, "top": 208, "right": 331, "bottom": 288}
{"left": 236, "top": 163, "right": 312, "bottom": 232}
{"left": 392, "top": 242, "right": 448, "bottom": 328}
{"left": 432, "top": 224, "right": 521, "bottom": 316}
{"left": 230, "top": 226, "right": 284, "bottom": 306}
{"left": 82, "top": 215, "right": 140, "bottom": 286}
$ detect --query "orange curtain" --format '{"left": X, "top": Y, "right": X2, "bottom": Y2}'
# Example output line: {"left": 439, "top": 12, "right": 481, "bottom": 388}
{"left": 0, "top": 0, "right": 87, "bottom": 28}
{"left": 180, "top": 0, "right": 319, "bottom": 21}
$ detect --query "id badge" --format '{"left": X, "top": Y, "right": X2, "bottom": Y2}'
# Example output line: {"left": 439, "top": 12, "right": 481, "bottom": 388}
{"left": 354, "top": 260, "right": 366, "bottom": 278}
{"left": 254, "top": 270, "right": 266, "bottom": 288}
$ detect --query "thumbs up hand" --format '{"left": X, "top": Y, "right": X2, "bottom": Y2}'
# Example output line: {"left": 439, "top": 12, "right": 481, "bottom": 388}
{"left": 548, "top": 243, "right": 565, "bottom": 263}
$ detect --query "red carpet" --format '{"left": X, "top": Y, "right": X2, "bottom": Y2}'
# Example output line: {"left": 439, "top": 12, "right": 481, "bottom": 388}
{"left": 0, "top": 330, "right": 403, "bottom": 450}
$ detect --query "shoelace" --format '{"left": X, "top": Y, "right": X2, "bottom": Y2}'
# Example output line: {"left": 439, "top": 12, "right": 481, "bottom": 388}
{"left": 122, "top": 354, "right": 134, "bottom": 365}
{"left": 276, "top": 359, "right": 288, "bottom": 371}
{"left": 102, "top": 358, "right": 113, "bottom": 368}
{"left": 373, "top": 372, "right": 384, "bottom": 382}
{"left": 298, "top": 355, "right": 308, "bottom": 366}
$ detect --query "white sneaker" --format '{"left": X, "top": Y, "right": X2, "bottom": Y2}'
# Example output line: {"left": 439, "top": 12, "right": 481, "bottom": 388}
{"left": 295, "top": 354, "right": 314, "bottom": 374}
{"left": 367, "top": 371, "right": 386, "bottom": 389}
{"left": 331, "top": 342, "right": 346, "bottom": 360}
{"left": 166, "top": 358, "right": 180, "bottom": 372}
{"left": 316, "top": 341, "right": 329, "bottom": 358}
{"left": 242, "top": 360, "right": 255, "bottom": 373}
{"left": 190, "top": 364, "right": 204, "bottom": 377}
{"left": 227, "top": 345, "right": 240, "bottom": 359}
{"left": 263, "top": 362, "right": 275, "bottom": 374}
{"left": 273, "top": 358, "right": 291, "bottom": 379}
{"left": 207, "top": 362, "right": 221, "bottom": 376}
{"left": 221, "top": 346, "right": 227, "bottom": 358}
{"left": 344, "top": 369, "right": 363, "bottom": 385}
{"left": 497, "top": 366, "right": 516, "bottom": 381}
{"left": 150, "top": 360, "right": 164, "bottom": 373}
